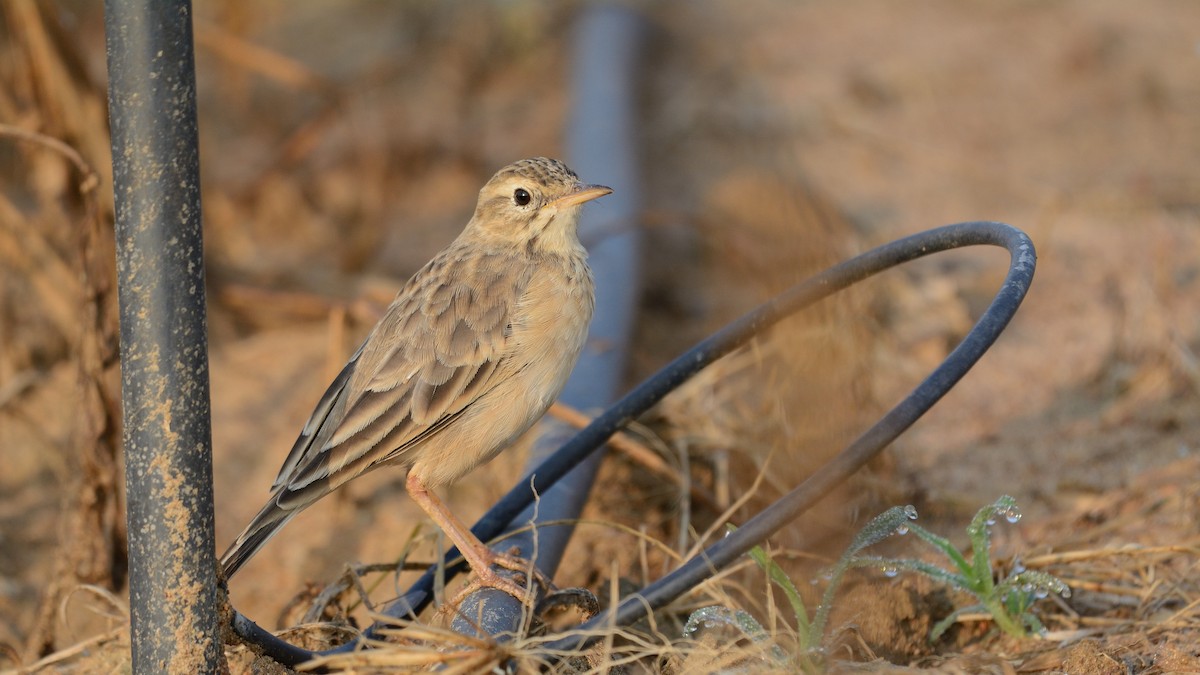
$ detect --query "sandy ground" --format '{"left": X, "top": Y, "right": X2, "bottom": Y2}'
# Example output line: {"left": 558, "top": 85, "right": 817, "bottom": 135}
{"left": 2, "top": 0, "right": 1200, "bottom": 671}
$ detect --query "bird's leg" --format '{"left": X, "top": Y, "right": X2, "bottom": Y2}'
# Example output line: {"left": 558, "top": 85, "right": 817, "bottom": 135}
{"left": 405, "top": 473, "right": 548, "bottom": 603}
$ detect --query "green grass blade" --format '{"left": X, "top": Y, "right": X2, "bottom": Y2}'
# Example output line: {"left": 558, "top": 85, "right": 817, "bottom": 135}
{"left": 745, "top": 543, "right": 812, "bottom": 638}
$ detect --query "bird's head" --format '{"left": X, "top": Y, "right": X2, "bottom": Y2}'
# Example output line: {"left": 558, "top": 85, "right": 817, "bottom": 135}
{"left": 467, "top": 157, "right": 612, "bottom": 252}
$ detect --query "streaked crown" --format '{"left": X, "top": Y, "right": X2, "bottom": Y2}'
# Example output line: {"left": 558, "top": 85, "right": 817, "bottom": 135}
{"left": 489, "top": 157, "right": 580, "bottom": 187}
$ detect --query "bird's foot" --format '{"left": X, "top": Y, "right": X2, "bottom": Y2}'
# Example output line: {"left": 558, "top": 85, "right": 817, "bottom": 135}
{"left": 489, "top": 547, "right": 552, "bottom": 590}
{"left": 448, "top": 546, "right": 551, "bottom": 606}
{"left": 449, "top": 569, "right": 531, "bottom": 607}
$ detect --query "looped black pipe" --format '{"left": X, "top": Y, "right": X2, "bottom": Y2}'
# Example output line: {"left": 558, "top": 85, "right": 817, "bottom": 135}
{"left": 232, "top": 221, "right": 1036, "bottom": 668}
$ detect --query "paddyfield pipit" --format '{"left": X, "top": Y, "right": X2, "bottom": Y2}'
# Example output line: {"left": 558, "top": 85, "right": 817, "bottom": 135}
{"left": 221, "top": 157, "right": 611, "bottom": 599}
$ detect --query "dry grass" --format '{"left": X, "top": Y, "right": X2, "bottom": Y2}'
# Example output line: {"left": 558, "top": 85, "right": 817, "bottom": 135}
{"left": 21, "top": 458, "right": 1200, "bottom": 672}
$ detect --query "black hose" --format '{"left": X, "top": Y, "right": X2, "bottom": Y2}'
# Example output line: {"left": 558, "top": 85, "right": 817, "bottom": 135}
{"left": 449, "top": 3, "right": 648, "bottom": 635}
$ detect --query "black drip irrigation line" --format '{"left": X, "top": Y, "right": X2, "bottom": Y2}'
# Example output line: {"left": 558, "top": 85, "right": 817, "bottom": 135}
{"left": 232, "top": 221, "right": 1036, "bottom": 668}
{"left": 534, "top": 221, "right": 1034, "bottom": 661}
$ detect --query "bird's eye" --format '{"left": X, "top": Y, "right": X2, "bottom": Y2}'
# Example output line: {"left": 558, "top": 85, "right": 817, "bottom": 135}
{"left": 513, "top": 188, "right": 532, "bottom": 206}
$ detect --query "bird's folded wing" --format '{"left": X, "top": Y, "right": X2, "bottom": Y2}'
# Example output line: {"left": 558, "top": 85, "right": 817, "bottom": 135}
{"left": 273, "top": 262, "right": 524, "bottom": 501}
{"left": 270, "top": 341, "right": 365, "bottom": 490}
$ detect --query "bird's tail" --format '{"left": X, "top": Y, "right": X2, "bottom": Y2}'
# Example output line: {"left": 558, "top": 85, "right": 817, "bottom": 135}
{"left": 220, "top": 496, "right": 296, "bottom": 579}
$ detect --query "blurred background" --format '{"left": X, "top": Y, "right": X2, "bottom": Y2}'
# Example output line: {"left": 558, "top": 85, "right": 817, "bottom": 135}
{"left": 2, "top": 0, "right": 1200, "bottom": 669}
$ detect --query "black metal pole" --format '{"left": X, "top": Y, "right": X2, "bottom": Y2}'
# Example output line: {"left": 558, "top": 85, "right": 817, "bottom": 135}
{"left": 104, "top": 1, "right": 223, "bottom": 672}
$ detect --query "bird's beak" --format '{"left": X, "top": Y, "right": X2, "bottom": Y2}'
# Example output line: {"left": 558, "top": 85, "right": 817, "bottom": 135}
{"left": 547, "top": 184, "right": 613, "bottom": 209}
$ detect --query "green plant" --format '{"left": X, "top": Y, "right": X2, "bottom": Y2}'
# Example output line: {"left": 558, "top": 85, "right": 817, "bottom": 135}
{"left": 850, "top": 495, "right": 1070, "bottom": 640}
{"left": 684, "top": 496, "right": 1067, "bottom": 671}
{"left": 685, "top": 506, "right": 922, "bottom": 672}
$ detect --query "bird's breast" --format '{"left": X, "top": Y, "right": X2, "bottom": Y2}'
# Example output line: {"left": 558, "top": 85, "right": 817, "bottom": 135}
{"left": 509, "top": 252, "right": 594, "bottom": 402}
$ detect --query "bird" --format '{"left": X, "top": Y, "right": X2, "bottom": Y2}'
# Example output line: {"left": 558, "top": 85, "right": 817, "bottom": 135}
{"left": 220, "top": 157, "right": 611, "bottom": 599}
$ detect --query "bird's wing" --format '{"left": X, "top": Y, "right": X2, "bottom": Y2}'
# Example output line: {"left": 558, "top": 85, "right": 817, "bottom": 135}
{"left": 270, "top": 341, "right": 365, "bottom": 490}
{"left": 222, "top": 252, "right": 524, "bottom": 577}
{"left": 275, "top": 253, "right": 527, "bottom": 504}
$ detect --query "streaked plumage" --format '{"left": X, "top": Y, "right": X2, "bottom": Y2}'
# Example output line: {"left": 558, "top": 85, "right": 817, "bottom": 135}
{"left": 221, "top": 158, "right": 610, "bottom": 596}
